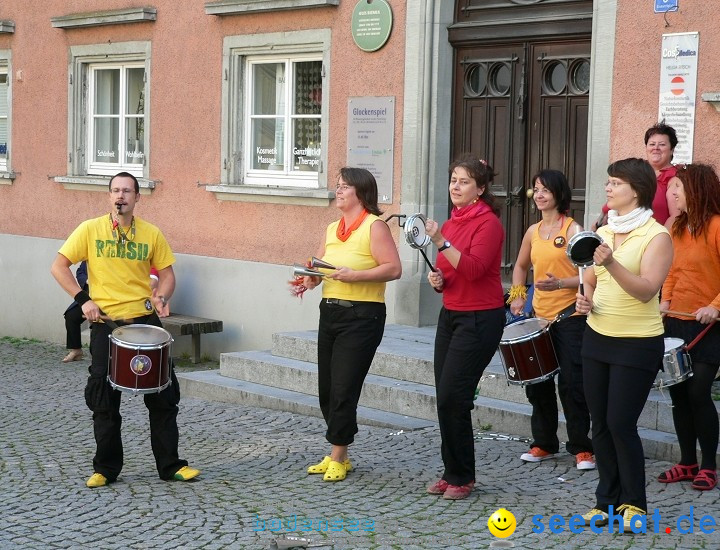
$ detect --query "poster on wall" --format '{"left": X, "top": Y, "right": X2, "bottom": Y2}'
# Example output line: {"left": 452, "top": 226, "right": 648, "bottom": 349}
{"left": 658, "top": 32, "right": 698, "bottom": 165}
{"left": 347, "top": 97, "right": 395, "bottom": 204}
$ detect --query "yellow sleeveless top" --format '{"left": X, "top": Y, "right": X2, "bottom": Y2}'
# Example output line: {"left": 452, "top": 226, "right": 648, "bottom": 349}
{"left": 530, "top": 216, "right": 579, "bottom": 320}
{"left": 321, "top": 214, "right": 386, "bottom": 303}
{"left": 588, "top": 218, "right": 668, "bottom": 337}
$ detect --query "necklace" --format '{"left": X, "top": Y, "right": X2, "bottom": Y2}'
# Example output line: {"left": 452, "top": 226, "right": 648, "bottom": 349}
{"left": 110, "top": 213, "right": 136, "bottom": 244}
{"left": 540, "top": 215, "right": 564, "bottom": 240}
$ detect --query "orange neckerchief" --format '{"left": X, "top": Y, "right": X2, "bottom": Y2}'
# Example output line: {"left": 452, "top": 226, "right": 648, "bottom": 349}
{"left": 336, "top": 209, "right": 369, "bottom": 242}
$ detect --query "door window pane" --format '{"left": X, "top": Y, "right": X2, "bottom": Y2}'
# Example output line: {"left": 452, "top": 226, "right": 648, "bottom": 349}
{"left": 93, "top": 118, "right": 119, "bottom": 163}
{"left": 251, "top": 118, "right": 285, "bottom": 170}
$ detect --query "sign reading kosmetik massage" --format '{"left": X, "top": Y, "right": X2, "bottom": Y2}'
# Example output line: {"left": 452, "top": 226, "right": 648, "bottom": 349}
{"left": 658, "top": 32, "right": 699, "bottom": 165}
{"left": 351, "top": 0, "right": 393, "bottom": 53}
{"left": 347, "top": 97, "right": 395, "bottom": 204}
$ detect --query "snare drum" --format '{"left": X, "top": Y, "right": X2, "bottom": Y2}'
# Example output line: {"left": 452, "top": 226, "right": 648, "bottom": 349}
{"left": 498, "top": 318, "right": 559, "bottom": 385}
{"left": 654, "top": 337, "right": 693, "bottom": 389}
{"left": 108, "top": 324, "right": 173, "bottom": 394}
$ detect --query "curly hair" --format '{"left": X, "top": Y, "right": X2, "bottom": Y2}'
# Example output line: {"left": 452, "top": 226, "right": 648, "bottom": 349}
{"left": 671, "top": 163, "right": 720, "bottom": 239}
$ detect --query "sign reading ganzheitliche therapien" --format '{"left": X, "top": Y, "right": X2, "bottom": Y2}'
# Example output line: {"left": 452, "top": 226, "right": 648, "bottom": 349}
{"left": 658, "top": 32, "right": 699, "bottom": 165}
{"left": 351, "top": 0, "right": 393, "bottom": 53}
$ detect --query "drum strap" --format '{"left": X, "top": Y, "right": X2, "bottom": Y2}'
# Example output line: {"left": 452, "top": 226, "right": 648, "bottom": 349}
{"left": 686, "top": 321, "right": 716, "bottom": 351}
{"left": 553, "top": 302, "right": 578, "bottom": 323}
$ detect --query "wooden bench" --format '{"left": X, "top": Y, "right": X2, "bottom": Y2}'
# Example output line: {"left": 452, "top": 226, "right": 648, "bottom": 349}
{"left": 160, "top": 313, "right": 223, "bottom": 364}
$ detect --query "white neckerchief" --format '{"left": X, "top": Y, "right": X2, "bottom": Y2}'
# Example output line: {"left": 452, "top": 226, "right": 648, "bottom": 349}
{"left": 606, "top": 207, "right": 653, "bottom": 234}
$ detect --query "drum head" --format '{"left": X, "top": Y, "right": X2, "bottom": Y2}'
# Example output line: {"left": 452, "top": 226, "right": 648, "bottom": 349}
{"left": 501, "top": 318, "right": 549, "bottom": 342}
{"left": 111, "top": 324, "right": 172, "bottom": 346}
{"left": 404, "top": 213, "right": 431, "bottom": 249}
{"left": 664, "top": 337, "right": 685, "bottom": 351}
{"left": 566, "top": 231, "right": 602, "bottom": 268}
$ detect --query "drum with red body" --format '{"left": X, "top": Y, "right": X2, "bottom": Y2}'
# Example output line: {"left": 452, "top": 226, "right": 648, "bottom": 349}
{"left": 498, "top": 318, "right": 559, "bottom": 385}
{"left": 108, "top": 324, "right": 173, "bottom": 394}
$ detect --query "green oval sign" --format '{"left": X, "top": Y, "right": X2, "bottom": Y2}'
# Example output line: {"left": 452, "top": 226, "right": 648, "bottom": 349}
{"left": 351, "top": 0, "right": 393, "bottom": 53}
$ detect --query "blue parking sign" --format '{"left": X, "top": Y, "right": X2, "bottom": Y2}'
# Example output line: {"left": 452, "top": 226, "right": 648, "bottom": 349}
{"left": 655, "top": 0, "right": 678, "bottom": 13}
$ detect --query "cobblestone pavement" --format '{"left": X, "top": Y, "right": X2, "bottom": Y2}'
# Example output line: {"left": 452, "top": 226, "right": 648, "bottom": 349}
{"left": 1, "top": 338, "right": 719, "bottom": 550}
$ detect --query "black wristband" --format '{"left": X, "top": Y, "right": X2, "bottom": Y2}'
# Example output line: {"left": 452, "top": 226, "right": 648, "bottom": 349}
{"left": 74, "top": 290, "right": 91, "bottom": 306}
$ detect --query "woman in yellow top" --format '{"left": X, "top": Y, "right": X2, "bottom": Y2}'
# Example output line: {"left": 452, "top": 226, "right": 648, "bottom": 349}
{"left": 575, "top": 158, "right": 673, "bottom": 531}
{"left": 301, "top": 167, "right": 402, "bottom": 482}
{"left": 509, "top": 170, "right": 594, "bottom": 470}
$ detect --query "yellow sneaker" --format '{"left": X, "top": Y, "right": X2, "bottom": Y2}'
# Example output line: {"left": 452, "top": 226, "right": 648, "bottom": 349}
{"left": 86, "top": 473, "right": 108, "bottom": 488}
{"left": 173, "top": 466, "right": 200, "bottom": 481}
{"left": 582, "top": 508, "right": 609, "bottom": 526}
{"left": 617, "top": 504, "right": 646, "bottom": 532}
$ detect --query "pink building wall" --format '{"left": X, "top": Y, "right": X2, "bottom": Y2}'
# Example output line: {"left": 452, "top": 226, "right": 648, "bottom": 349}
{"left": 611, "top": 2, "right": 720, "bottom": 165}
{"left": 0, "top": 0, "right": 407, "bottom": 266}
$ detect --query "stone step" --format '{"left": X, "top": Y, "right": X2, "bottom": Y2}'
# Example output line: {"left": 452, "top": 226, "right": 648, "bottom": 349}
{"left": 266, "top": 331, "right": 712, "bottom": 435}
{"left": 176, "top": 369, "right": 434, "bottom": 432}
{"left": 221, "top": 349, "right": 439, "bottom": 421}
{"left": 177, "top": 368, "right": 701, "bottom": 464}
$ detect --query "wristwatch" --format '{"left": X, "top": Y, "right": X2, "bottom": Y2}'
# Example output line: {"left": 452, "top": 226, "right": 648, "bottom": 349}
{"left": 158, "top": 295, "right": 167, "bottom": 307}
{"left": 438, "top": 241, "right": 451, "bottom": 252}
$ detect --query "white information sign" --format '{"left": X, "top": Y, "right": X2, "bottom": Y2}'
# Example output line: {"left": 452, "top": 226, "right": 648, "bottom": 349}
{"left": 658, "top": 32, "right": 699, "bottom": 165}
{"left": 347, "top": 97, "right": 395, "bottom": 204}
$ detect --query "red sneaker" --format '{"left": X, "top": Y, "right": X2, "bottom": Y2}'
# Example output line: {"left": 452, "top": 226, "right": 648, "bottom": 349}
{"left": 520, "top": 447, "right": 556, "bottom": 463}
{"left": 576, "top": 452, "right": 596, "bottom": 470}
{"left": 442, "top": 481, "right": 475, "bottom": 500}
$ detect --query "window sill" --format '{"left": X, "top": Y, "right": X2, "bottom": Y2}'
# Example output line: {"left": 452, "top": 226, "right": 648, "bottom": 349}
{"left": 0, "top": 170, "right": 15, "bottom": 183}
{"left": 205, "top": 184, "right": 334, "bottom": 206}
{"left": 54, "top": 175, "right": 156, "bottom": 195}
{"left": 205, "top": 0, "right": 339, "bottom": 16}
{"left": 0, "top": 20, "right": 14, "bottom": 33}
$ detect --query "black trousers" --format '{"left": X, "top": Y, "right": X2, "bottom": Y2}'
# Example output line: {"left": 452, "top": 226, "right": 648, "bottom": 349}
{"left": 583, "top": 358, "right": 656, "bottom": 512}
{"left": 317, "top": 300, "right": 386, "bottom": 446}
{"left": 668, "top": 361, "right": 720, "bottom": 470}
{"left": 86, "top": 313, "right": 187, "bottom": 480}
{"left": 64, "top": 304, "right": 85, "bottom": 350}
{"left": 525, "top": 315, "right": 592, "bottom": 455}
{"left": 433, "top": 307, "right": 505, "bottom": 486}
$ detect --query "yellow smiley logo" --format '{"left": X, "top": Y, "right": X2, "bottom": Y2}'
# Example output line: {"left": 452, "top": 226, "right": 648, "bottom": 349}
{"left": 488, "top": 508, "right": 517, "bottom": 538}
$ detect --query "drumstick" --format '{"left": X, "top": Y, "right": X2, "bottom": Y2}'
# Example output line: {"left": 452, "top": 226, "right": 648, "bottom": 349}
{"left": 660, "top": 309, "right": 696, "bottom": 319}
{"left": 419, "top": 249, "right": 437, "bottom": 272}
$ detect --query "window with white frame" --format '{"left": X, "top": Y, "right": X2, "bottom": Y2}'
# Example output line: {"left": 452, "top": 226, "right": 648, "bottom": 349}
{"left": 0, "top": 61, "right": 9, "bottom": 172}
{"left": 88, "top": 63, "right": 145, "bottom": 176}
{"left": 245, "top": 56, "right": 322, "bottom": 184}
{"left": 65, "top": 42, "right": 150, "bottom": 181}
{"left": 221, "top": 30, "right": 330, "bottom": 190}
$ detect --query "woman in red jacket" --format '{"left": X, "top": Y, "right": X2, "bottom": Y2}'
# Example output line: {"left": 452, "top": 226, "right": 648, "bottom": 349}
{"left": 424, "top": 155, "right": 505, "bottom": 499}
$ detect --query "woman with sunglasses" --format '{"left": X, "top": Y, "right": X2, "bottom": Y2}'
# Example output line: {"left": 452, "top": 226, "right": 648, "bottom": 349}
{"left": 658, "top": 163, "right": 720, "bottom": 491}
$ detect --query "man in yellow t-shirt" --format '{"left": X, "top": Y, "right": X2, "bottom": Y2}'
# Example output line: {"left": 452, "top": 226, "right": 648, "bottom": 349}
{"left": 51, "top": 172, "right": 199, "bottom": 488}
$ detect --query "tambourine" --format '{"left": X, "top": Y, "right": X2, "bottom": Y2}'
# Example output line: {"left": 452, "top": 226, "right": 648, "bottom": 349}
{"left": 566, "top": 231, "right": 603, "bottom": 296}
{"left": 402, "top": 213, "right": 436, "bottom": 272}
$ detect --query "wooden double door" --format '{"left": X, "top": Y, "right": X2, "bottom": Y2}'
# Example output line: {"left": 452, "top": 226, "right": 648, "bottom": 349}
{"left": 452, "top": 39, "right": 591, "bottom": 279}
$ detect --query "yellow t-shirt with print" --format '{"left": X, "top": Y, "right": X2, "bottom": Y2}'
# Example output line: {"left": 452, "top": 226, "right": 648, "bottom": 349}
{"left": 59, "top": 214, "right": 175, "bottom": 320}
